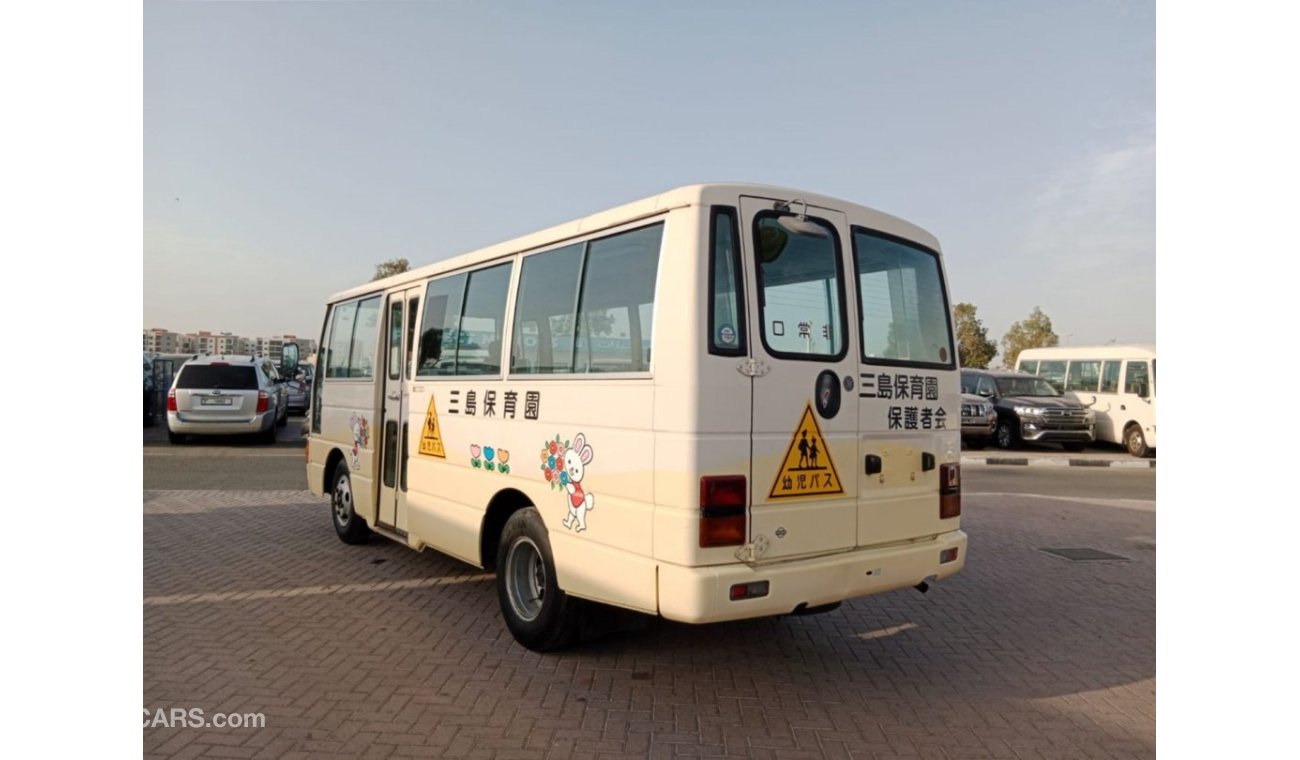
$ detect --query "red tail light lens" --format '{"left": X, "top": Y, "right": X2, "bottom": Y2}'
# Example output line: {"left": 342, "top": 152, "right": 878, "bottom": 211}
{"left": 166, "top": 389, "right": 177, "bottom": 412}
{"left": 256, "top": 391, "right": 269, "bottom": 413}
{"left": 700, "top": 475, "right": 747, "bottom": 548}
{"left": 939, "top": 463, "right": 961, "bottom": 519}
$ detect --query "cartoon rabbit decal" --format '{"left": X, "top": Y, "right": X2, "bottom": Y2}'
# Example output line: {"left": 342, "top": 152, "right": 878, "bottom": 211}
{"left": 561, "top": 433, "right": 595, "bottom": 532}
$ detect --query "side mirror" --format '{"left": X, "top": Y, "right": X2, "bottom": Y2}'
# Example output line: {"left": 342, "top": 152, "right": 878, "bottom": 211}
{"left": 1133, "top": 382, "right": 1149, "bottom": 399}
{"left": 977, "top": 389, "right": 993, "bottom": 398}
{"left": 280, "top": 342, "right": 300, "bottom": 379}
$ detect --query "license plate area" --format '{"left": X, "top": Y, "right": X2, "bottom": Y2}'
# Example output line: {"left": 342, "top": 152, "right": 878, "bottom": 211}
{"left": 200, "top": 396, "right": 234, "bottom": 406}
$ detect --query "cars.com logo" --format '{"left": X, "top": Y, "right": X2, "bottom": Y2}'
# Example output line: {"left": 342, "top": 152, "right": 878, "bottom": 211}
{"left": 143, "top": 708, "right": 265, "bottom": 729}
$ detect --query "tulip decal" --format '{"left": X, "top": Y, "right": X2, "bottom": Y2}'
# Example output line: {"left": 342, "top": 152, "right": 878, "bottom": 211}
{"left": 470, "top": 444, "right": 510, "bottom": 474}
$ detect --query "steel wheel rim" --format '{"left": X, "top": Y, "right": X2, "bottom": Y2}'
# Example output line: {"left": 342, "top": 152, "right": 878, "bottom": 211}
{"left": 505, "top": 537, "right": 546, "bottom": 622}
{"left": 1128, "top": 429, "right": 1142, "bottom": 454}
{"left": 334, "top": 475, "right": 352, "bottom": 525}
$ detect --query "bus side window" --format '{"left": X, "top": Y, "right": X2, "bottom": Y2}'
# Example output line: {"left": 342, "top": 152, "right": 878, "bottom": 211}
{"left": 512, "top": 243, "right": 583, "bottom": 374}
{"left": 1020, "top": 360, "right": 1038, "bottom": 375}
{"left": 1065, "top": 360, "right": 1101, "bottom": 392}
{"left": 457, "top": 263, "right": 513, "bottom": 376}
{"left": 1125, "top": 361, "right": 1150, "bottom": 396}
{"left": 416, "top": 274, "right": 467, "bottom": 376}
{"left": 325, "top": 301, "right": 358, "bottom": 379}
{"left": 574, "top": 224, "right": 663, "bottom": 373}
{"left": 348, "top": 297, "right": 383, "bottom": 379}
{"left": 1038, "top": 361, "right": 1066, "bottom": 392}
{"left": 1100, "top": 361, "right": 1121, "bottom": 393}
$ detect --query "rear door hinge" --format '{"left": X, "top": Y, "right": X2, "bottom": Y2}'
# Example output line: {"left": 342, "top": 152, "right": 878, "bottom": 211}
{"left": 737, "top": 358, "right": 770, "bottom": 377}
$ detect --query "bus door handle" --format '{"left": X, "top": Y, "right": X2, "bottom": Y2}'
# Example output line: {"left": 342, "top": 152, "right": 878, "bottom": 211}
{"left": 386, "top": 392, "right": 400, "bottom": 401}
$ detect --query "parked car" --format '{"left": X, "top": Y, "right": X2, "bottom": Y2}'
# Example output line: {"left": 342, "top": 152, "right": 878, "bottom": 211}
{"left": 960, "top": 368, "right": 1095, "bottom": 452}
{"left": 285, "top": 362, "right": 314, "bottom": 414}
{"left": 958, "top": 392, "right": 996, "bottom": 449}
{"left": 166, "top": 355, "right": 289, "bottom": 444}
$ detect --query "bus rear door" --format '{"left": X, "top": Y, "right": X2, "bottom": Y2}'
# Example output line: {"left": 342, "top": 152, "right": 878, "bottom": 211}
{"left": 852, "top": 227, "right": 961, "bottom": 547}
{"left": 739, "top": 195, "right": 858, "bottom": 562}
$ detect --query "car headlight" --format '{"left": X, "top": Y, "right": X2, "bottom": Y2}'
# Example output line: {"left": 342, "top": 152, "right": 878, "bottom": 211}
{"left": 982, "top": 402, "right": 995, "bottom": 415}
{"left": 1085, "top": 409, "right": 1096, "bottom": 422}
{"left": 1014, "top": 406, "right": 1043, "bottom": 417}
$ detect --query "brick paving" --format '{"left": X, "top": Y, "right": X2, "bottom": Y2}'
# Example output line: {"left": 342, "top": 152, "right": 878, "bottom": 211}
{"left": 144, "top": 489, "right": 1155, "bottom": 759}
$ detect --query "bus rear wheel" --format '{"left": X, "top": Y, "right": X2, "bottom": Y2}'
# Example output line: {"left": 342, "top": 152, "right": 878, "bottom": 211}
{"left": 497, "top": 507, "right": 580, "bottom": 652}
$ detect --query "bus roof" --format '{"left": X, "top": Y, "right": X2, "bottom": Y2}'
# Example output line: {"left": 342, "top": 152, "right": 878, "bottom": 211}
{"left": 1017, "top": 344, "right": 1156, "bottom": 360}
{"left": 325, "top": 183, "right": 942, "bottom": 304}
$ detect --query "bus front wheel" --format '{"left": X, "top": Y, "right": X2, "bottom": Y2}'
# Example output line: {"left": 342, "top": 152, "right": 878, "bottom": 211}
{"left": 497, "top": 507, "right": 580, "bottom": 652}
{"left": 1125, "top": 424, "right": 1152, "bottom": 458}
{"left": 331, "top": 463, "right": 372, "bottom": 545}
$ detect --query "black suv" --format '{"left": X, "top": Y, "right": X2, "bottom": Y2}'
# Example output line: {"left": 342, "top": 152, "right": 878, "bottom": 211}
{"left": 960, "top": 369, "right": 1095, "bottom": 452}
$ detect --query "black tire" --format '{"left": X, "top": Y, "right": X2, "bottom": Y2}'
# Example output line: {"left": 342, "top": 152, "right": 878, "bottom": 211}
{"left": 167, "top": 429, "right": 185, "bottom": 445}
{"left": 994, "top": 417, "right": 1021, "bottom": 450}
{"left": 1061, "top": 442, "right": 1088, "bottom": 453}
{"left": 331, "top": 463, "right": 372, "bottom": 545}
{"left": 276, "top": 406, "right": 288, "bottom": 428}
{"left": 1125, "top": 424, "right": 1152, "bottom": 458}
{"left": 261, "top": 425, "right": 278, "bottom": 444}
{"left": 497, "top": 507, "right": 581, "bottom": 652}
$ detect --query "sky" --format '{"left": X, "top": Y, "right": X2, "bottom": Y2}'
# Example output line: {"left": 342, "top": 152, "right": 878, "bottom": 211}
{"left": 144, "top": 0, "right": 1154, "bottom": 355}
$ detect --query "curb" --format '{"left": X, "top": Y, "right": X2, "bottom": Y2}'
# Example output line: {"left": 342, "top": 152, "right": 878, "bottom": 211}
{"left": 961, "top": 456, "right": 1155, "bottom": 468}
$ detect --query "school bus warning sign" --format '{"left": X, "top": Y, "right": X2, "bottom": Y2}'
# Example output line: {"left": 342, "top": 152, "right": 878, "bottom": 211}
{"left": 768, "top": 402, "right": 844, "bottom": 499}
{"left": 418, "top": 396, "right": 446, "bottom": 458}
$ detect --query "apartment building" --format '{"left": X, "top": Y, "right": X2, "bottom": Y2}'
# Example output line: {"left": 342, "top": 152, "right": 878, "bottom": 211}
{"left": 143, "top": 329, "right": 314, "bottom": 359}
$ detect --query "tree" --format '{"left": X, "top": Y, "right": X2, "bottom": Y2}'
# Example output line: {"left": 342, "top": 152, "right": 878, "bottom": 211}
{"left": 952, "top": 302, "right": 997, "bottom": 369}
{"left": 372, "top": 258, "right": 410, "bottom": 281}
{"left": 1000, "top": 306, "right": 1059, "bottom": 368}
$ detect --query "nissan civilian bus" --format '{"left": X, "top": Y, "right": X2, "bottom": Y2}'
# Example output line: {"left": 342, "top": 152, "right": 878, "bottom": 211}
{"left": 306, "top": 183, "right": 967, "bottom": 650}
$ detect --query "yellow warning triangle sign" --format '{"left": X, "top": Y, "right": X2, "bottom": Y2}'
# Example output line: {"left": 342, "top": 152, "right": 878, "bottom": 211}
{"left": 418, "top": 395, "right": 446, "bottom": 458}
{"left": 768, "top": 402, "right": 845, "bottom": 500}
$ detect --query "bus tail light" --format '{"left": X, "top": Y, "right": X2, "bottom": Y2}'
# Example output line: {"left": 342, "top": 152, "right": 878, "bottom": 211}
{"left": 256, "top": 391, "right": 270, "bottom": 414}
{"left": 166, "top": 389, "right": 176, "bottom": 412}
{"left": 939, "top": 463, "right": 961, "bottom": 519}
{"left": 700, "top": 475, "right": 747, "bottom": 547}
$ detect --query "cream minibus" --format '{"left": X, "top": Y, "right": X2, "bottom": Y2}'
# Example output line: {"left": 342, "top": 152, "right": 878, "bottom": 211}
{"left": 1016, "top": 344, "right": 1156, "bottom": 457}
{"left": 306, "top": 184, "right": 967, "bottom": 650}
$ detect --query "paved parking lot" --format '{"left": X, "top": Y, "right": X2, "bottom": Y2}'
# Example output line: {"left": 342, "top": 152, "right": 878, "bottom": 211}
{"left": 144, "top": 471, "right": 1154, "bottom": 759}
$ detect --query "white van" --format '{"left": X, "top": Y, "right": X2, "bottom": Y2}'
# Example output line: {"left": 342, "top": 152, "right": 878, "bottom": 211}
{"left": 306, "top": 184, "right": 968, "bottom": 650}
{"left": 1015, "top": 345, "right": 1156, "bottom": 457}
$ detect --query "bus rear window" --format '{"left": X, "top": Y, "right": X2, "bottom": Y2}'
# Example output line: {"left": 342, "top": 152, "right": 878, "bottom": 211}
{"left": 753, "top": 213, "right": 845, "bottom": 360}
{"left": 853, "top": 229, "right": 954, "bottom": 368}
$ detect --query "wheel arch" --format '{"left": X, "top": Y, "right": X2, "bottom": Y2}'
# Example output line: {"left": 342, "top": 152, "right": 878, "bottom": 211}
{"left": 323, "top": 446, "right": 347, "bottom": 494}
{"left": 480, "top": 488, "right": 535, "bottom": 572}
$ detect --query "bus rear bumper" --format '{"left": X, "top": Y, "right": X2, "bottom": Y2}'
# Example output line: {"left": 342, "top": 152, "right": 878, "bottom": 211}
{"left": 657, "top": 530, "right": 967, "bottom": 624}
